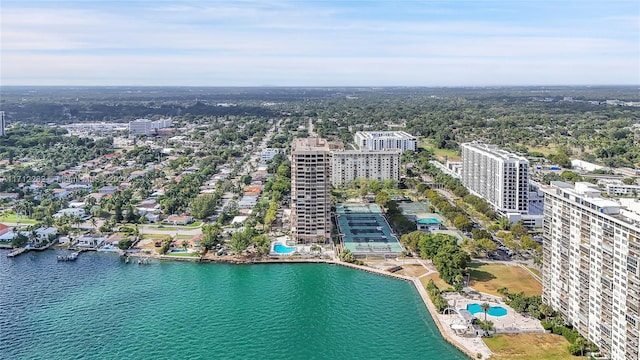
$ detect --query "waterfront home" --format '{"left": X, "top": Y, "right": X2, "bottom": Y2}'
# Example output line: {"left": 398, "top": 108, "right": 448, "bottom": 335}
{"left": 166, "top": 215, "right": 193, "bottom": 225}
{"left": 0, "top": 223, "right": 10, "bottom": 236}
{"left": 76, "top": 234, "right": 108, "bottom": 248}
{"left": 35, "top": 227, "right": 58, "bottom": 241}
{"left": 0, "top": 231, "right": 18, "bottom": 242}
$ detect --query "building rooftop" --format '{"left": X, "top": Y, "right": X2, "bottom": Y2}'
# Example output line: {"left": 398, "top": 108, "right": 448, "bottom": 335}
{"left": 462, "top": 142, "right": 528, "bottom": 163}
{"left": 292, "top": 137, "right": 330, "bottom": 152}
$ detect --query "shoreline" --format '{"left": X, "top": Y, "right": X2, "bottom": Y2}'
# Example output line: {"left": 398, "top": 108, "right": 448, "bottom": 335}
{"left": 160, "top": 253, "right": 478, "bottom": 359}
{"left": 8, "top": 247, "right": 477, "bottom": 359}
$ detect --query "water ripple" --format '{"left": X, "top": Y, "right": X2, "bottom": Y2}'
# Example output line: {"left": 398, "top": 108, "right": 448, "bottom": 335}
{"left": 0, "top": 251, "right": 467, "bottom": 360}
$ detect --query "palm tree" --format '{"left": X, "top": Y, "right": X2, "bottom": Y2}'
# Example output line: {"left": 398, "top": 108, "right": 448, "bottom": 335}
{"left": 181, "top": 240, "right": 189, "bottom": 251}
{"left": 538, "top": 303, "right": 553, "bottom": 319}
{"left": 574, "top": 336, "right": 588, "bottom": 357}
{"left": 90, "top": 218, "right": 98, "bottom": 233}
{"left": 480, "top": 302, "right": 490, "bottom": 322}
{"left": 73, "top": 215, "right": 83, "bottom": 230}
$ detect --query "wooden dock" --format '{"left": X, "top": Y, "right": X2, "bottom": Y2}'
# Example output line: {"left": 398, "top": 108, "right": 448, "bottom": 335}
{"left": 7, "top": 247, "right": 28, "bottom": 257}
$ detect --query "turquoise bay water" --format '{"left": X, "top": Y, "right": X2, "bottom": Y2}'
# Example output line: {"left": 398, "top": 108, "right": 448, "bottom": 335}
{"left": 0, "top": 250, "right": 467, "bottom": 360}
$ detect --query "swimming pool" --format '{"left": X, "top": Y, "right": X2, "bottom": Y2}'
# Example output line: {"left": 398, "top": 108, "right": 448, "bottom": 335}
{"left": 466, "top": 303, "right": 508, "bottom": 317}
{"left": 273, "top": 243, "right": 296, "bottom": 254}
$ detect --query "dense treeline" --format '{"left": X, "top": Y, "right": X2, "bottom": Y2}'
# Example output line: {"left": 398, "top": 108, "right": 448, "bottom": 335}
{"left": 3, "top": 86, "right": 637, "bottom": 166}
{"left": 400, "top": 231, "right": 470, "bottom": 287}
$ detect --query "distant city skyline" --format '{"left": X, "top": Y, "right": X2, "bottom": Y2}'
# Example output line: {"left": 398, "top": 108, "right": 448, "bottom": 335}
{"left": 1, "top": 0, "right": 639, "bottom": 86}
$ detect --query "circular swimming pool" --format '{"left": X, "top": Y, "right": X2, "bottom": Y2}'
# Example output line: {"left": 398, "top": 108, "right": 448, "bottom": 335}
{"left": 466, "top": 303, "right": 508, "bottom": 317}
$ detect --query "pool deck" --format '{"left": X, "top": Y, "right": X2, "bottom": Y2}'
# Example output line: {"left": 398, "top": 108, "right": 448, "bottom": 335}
{"left": 443, "top": 292, "right": 545, "bottom": 334}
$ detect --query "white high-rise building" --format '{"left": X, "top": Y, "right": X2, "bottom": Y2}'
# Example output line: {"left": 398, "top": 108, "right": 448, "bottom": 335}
{"left": 541, "top": 181, "right": 640, "bottom": 360}
{"left": 461, "top": 142, "right": 530, "bottom": 215}
{"left": 291, "top": 138, "right": 331, "bottom": 243}
{"left": 129, "top": 118, "right": 172, "bottom": 136}
{"left": 0, "top": 111, "right": 5, "bottom": 137}
{"left": 330, "top": 149, "right": 401, "bottom": 186}
{"left": 129, "top": 119, "right": 154, "bottom": 136}
{"left": 354, "top": 131, "right": 416, "bottom": 152}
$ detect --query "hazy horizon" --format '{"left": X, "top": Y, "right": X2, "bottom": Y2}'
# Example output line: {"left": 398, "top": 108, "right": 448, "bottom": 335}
{"left": 2, "top": 0, "right": 639, "bottom": 87}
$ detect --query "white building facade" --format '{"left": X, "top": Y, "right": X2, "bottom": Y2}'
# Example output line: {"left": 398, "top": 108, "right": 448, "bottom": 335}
{"left": 541, "top": 181, "right": 640, "bottom": 360}
{"left": 291, "top": 138, "right": 331, "bottom": 243}
{"left": 330, "top": 149, "right": 401, "bottom": 187}
{"left": 606, "top": 183, "right": 640, "bottom": 197}
{"left": 129, "top": 118, "right": 173, "bottom": 136}
{"left": 461, "top": 142, "right": 530, "bottom": 216}
{"left": 0, "top": 111, "right": 5, "bottom": 137}
{"left": 354, "top": 131, "right": 417, "bottom": 152}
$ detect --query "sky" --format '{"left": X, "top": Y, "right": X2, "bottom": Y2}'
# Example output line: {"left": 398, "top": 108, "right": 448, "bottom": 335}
{"left": 1, "top": 0, "right": 639, "bottom": 86}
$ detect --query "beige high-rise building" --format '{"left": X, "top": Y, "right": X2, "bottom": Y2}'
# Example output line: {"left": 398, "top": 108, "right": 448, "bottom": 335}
{"left": 330, "top": 149, "right": 401, "bottom": 186}
{"left": 291, "top": 138, "right": 331, "bottom": 243}
{"left": 541, "top": 181, "right": 640, "bottom": 360}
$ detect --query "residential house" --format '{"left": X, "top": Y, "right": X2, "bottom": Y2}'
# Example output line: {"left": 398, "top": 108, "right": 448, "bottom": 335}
{"left": 76, "top": 234, "right": 108, "bottom": 248}
{"left": 53, "top": 188, "right": 71, "bottom": 199}
{"left": 0, "top": 192, "right": 19, "bottom": 201}
{"left": 166, "top": 215, "right": 193, "bottom": 225}
{"left": 0, "top": 223, "right": 10, "bottom": 236}
{"left": 98, "top": 186, "right": 118, "bottom": 195}
{"left": 54, "top": 208, "right": 88, "bottom": 219}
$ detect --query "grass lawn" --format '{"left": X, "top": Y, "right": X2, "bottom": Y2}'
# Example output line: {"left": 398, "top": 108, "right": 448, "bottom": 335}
{"left": 525, "top": 145, "right": 558, "bottom": 156}
{"left": 175, "top": 234, "right": 195, "bottom": 240}
{"left": 419, "top": 272, "right": 452, "bottom": 291}
{"left": 484, "top": 333, "right": 577, "bottom": 360}
{"left": 468, "top": 262, "right": 542, "bottom": 297}
{"left": 396, "top": 264, "right": 429, "bottom": 277}
{"left": 164, "top": 251, "right": 200, "bottom": 257}
{"left": 0, "top": 214, "right": 39, "bottom": 224}
{"left": 419, "top": 140, "right": 461, "bottom": 161}
{"left": 526, "top": 266, "right": 542, "bottom": 278}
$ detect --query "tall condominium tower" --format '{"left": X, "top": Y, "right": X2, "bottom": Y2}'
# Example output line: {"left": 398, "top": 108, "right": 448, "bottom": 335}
{"left": 461, "top": 142, "right": 529, "bottom": 215}
{"left": 330, "top": 149, "right": 401, "bottom": 187}
{"left": 354, "top": 131, "right": 417, "bottom": 152}
{"left": 541, "top": 181, "right": 640, "bottom": 360}
{"left": 0, "top": 111, "right": 5, "bottom": 137}
{"left": 291, "top": 138, "right": 331, "bottom": 243}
